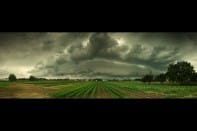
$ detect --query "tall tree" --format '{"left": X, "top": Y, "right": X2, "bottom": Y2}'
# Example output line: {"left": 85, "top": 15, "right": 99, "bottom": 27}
{"left": 29, "top": 75, "right": 37, "bottom": 81}
{"left": 155, "top": 73, "right": 166, "bottom": 83}
{"left": 142, "top": 73, "right": 153, "bottom": 84}
{"left": 8, "top": 74, "right": 17, "bottom": 82}
{"left": 191, "top": 73, "right": 197, "bottom": 83}
{"left": 166, "top": 61, "right": 195, "bottom": 84}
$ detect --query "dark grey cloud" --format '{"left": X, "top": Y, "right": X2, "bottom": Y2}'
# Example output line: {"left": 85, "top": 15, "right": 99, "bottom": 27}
{"left": 29, "top": 33, "right": 187, "bottom": 78}
{"left": 125, "top": 44, "right": 181, "bottom": 71}
{"left": 1, "top": 32, "right": 197, "bottom": 78}
{"left": 30, "top": 58, "right": 150, "bottom": 78}
{"left": 67, "top": 33, "right": 126, "bottom": 62}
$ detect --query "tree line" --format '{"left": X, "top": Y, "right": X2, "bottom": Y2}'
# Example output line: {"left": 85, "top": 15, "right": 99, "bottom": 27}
{"left": 141, "top": 61, "right": 197, "bottom": 85}
{"left": 8, "top": 74, "right": 46, "bottom": 82}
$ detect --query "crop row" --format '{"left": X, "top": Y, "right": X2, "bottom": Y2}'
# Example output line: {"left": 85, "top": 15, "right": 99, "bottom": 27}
{"left": 51, "top": 81, "right": 170, "bottom": 98}
{"left": 51, "top": 82, "right": 98, "bottom": 98}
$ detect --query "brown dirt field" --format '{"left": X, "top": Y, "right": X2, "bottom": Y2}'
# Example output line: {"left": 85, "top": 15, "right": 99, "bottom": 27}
{"left": 0, "top": 83, "right": 165, "bottom": 99}
{"left": 0, "top": 83, "right": 62, "bottom": 98}
{"left": 94, "top": 86, "right": 114, "bottom": 98}
{"left": 114, "top": 87, "right": 165, "bottom": 98}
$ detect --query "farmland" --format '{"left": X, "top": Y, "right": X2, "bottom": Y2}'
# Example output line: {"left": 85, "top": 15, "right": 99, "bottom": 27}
{"left": 1, "top": 80, "right": 197, "bottom": 98}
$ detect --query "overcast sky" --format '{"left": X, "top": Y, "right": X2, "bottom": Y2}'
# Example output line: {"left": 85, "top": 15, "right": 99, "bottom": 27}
{"left": 0, "top": 32, "right": 197, "bottom": 79}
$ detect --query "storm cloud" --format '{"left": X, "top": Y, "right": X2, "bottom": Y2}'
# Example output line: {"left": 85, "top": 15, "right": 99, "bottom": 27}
{"left": 0, "top": 32, "right": 197, "bottom": 79}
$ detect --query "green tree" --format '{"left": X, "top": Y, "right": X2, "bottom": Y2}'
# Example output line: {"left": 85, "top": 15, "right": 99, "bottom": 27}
{"left": 142, "top": 73, "right": 153, "bottom": 84}
{"left": 166, "top": 61, "right": 195, "bottom": 84}
{"left": 191, "top": 73, "right": 197, "bottom": 83}
{"left": 29, "top": 75, "right": 37, "bottom": 81}
{"left": 8, "top": 74, "right": 17, "bottom": 82}
{"left": 166, "top": 64, "right": 177, "bottom": 83}
{"left": 155, "top": 73, "right": 166, "bottom": 83}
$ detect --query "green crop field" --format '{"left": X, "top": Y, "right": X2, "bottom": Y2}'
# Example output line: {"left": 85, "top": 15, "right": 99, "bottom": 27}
{"left": 0, "top": 80, "right": 197, "bottom": 98}
{"left": 50, "top": 81, "right": 197, "bottom": 98}
{"left": 0, "top": 81, "right": 10, "bottom": 88}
